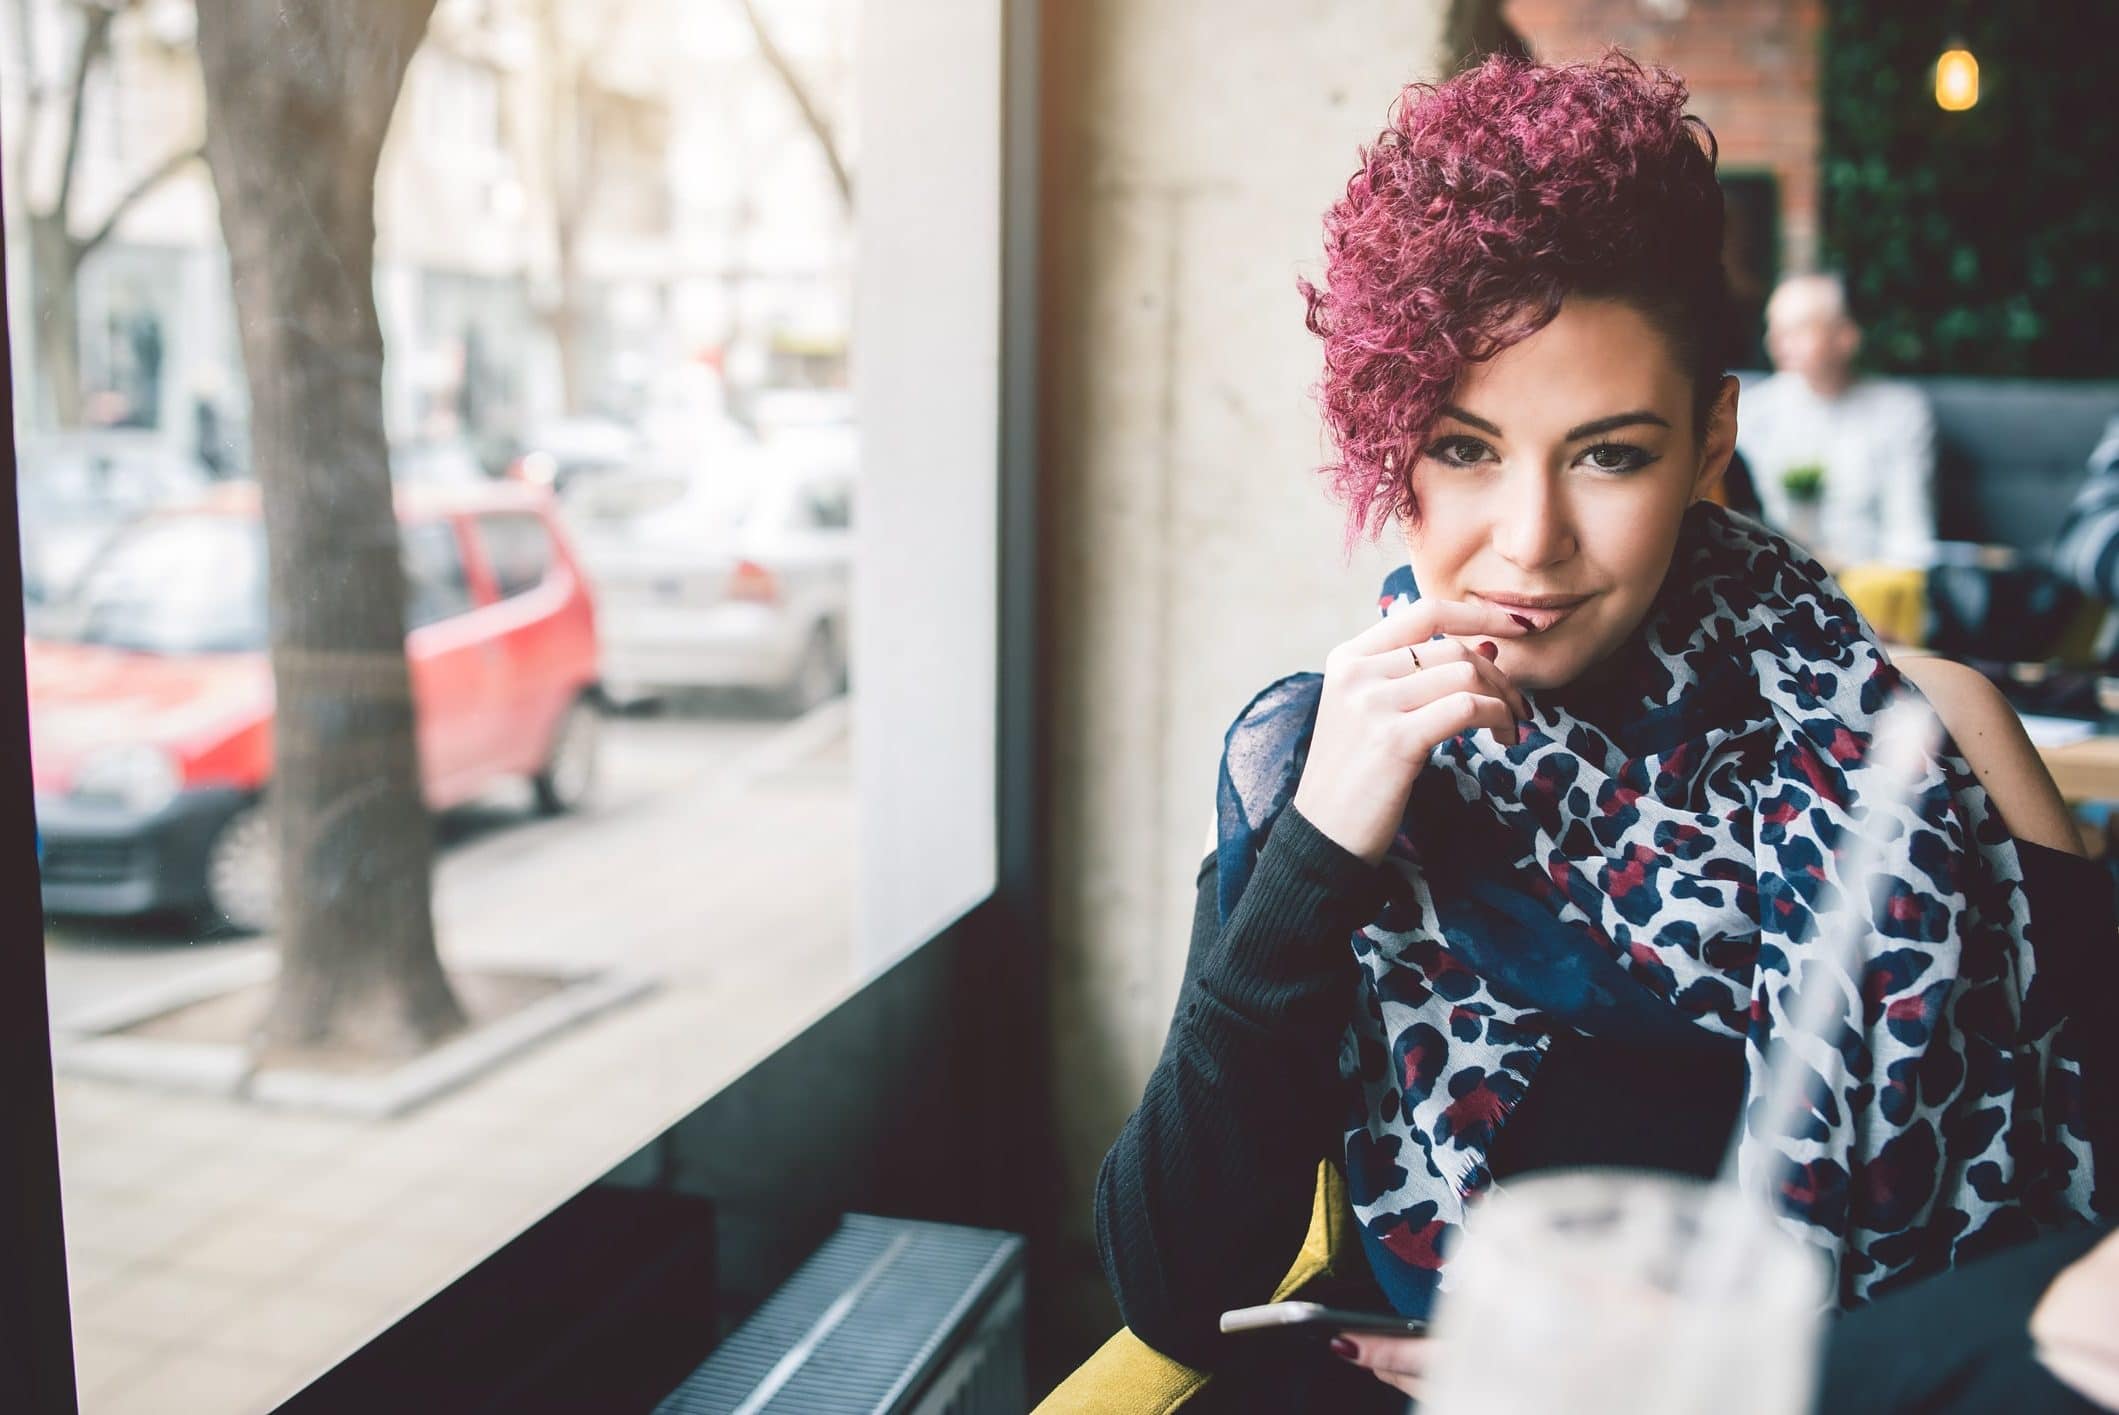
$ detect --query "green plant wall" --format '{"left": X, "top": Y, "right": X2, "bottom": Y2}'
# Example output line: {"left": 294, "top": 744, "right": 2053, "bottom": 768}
{"left": 1820, "top": 0, "right": 2118, "bottom": 377}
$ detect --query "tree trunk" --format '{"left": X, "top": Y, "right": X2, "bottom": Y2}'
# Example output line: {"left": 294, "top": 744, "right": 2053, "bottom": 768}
{"left": 194, "top": 0, "right": 465, "bottom": 1055}
{"left": 27, "top": 214, "right": 81, "bottom": 427}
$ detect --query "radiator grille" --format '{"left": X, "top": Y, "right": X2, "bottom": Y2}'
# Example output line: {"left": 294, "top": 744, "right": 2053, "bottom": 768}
{"left": 656, "top": 1215, "right": 1026, "bottom": 1415}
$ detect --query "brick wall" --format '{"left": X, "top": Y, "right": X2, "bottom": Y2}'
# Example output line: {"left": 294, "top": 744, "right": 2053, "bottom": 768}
{"left": 1504, "top": 0, "right": 1823, "bottom": 274}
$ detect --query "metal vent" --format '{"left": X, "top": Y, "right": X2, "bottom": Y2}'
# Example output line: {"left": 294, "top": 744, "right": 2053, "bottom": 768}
{"left": 656, "top": 1215, "right": 1026, "bottom": 1415}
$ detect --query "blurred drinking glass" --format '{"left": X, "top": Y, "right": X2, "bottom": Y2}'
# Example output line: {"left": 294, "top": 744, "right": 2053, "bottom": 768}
{"left": 1422, "top": 1169, "right": 1829, "bottom": 1415}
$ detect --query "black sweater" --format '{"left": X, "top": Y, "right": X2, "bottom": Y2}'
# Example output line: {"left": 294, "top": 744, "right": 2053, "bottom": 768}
{"left": 1095, "top": 800, "right": 2118, "bottom": 1378}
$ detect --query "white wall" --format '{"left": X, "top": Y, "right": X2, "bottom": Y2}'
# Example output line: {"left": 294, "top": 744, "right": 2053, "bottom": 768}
{"left": 1039, "top": 0, "right": 1461, "bottom": 1320}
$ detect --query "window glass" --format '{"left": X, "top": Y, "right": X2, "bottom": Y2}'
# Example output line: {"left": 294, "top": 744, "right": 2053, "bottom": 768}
{"left": 403, "top": 519, "right": 475, "bottom": 627}
{"left": 802, "top": 478, "right": 854, "bottom": 531}
{"left": 0, "top": 0, "right": 1015, "bottom": 1408}
{"left": 476, "top": 511, "right": 552, "bottom": 599}
{"left": 45, "top": 513, "right": 266, "bottom": 654}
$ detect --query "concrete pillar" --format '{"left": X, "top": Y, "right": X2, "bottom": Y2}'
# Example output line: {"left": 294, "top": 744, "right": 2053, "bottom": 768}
{"left": 1037, "top": 0, "right": 1467, "bottom": 1352}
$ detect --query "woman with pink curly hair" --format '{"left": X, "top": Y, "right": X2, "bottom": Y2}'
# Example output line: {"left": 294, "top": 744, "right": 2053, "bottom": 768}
{"left": 1094, "top": 51, "right": 2111, "bottom": 1412}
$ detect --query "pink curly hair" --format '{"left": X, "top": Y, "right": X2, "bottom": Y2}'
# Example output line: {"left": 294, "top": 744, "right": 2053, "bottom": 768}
{"left": 1300, "top": 50, "right": 1729, "bottom": 554}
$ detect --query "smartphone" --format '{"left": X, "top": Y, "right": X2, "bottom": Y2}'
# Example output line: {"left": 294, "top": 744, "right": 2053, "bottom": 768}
{"left": 1218, "top": 1300, "right": 1430, "bottom": 1339}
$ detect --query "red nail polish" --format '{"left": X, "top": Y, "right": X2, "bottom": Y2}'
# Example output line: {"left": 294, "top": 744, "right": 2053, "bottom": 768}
{"left": 1330, "top": 1336, "right": 1358, "bottom": 1359}
{"left": 1475, "top": 640, "right": 1499, "bottom": 661}
{"left": 1509, "top": 612, "right": 1534, "bottom": 630}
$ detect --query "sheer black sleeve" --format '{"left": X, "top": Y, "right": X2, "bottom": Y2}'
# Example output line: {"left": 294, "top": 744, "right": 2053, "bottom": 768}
{"left": 1092, "top": 802, "right": 1391, "bottom": 1368}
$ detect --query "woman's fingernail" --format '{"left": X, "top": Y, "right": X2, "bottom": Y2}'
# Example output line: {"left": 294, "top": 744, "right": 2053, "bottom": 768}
{"left": 1519, "top": 720, "right": 1535, "bottom": 738}
{"left": 1330, "top": 1336, "right": 1358, "bottom": 1359}
{"left": 1475, "top": 640, "right": 1499, "bottom": 661}
{"left": 1508, "top": 612, "right": 1534, "bottom": 630}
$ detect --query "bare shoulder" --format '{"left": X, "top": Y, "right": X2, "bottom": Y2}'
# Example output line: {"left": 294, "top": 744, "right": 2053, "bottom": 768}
{"left": 1892, "top": 655, "right": 2082, "bottom": 856}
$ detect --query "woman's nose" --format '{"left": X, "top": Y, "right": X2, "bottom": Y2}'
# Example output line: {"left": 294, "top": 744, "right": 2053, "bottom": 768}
{"left": 1493, "top": 474, "right": 1576, "bottom": 570}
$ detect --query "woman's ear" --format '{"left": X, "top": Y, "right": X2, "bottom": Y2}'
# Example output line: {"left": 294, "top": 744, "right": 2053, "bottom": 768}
{"left": 1692, "top": 375, "right": 1741, "bottom": 503}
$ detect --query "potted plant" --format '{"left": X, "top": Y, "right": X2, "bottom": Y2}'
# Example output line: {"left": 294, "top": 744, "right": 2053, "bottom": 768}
{"left": 1779, "top": 462, "right": 1826, "bottom": 550}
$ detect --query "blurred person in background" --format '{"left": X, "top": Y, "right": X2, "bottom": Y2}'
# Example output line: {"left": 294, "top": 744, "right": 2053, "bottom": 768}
{"left": 2048, "top": 414, "right": 2119, "bottom": 605}
{"left": 1737, "top": 272, "right": 1937, "bottom": 568}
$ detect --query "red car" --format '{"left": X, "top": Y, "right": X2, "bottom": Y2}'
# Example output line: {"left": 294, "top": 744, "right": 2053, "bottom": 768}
{"left": 29, "top": 482, "right": 601, "bottom": 932}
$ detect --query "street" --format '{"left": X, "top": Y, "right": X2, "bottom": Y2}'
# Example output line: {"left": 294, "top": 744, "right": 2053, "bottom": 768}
{"left": 47, "top": 692, "right": 861, "bottom": 1413}
{"left": 43, "top": 701, "right": 808, "bottom": 1029}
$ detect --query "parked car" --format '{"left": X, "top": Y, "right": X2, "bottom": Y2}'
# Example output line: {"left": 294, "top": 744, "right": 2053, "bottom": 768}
{"left": 28, "top": 481, "right": 601, "bottom": 932}
{"left": 503, "top": 416, "right": 641, "bottom": 495}
{"left": 562, "top": 435, "right": 852, "bottom": 713}
{"left": 15, "top": 431, "right": 212, "bottom": 607}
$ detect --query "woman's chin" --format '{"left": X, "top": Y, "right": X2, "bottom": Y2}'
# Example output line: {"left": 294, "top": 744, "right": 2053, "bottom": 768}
{"left": 1495, "top": 645, "right": 1581, "bottom": 694}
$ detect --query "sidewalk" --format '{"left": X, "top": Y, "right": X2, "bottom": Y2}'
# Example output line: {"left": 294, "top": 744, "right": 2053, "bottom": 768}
{"left": 57, "top": 717, "right": 858, "bottom": 1413}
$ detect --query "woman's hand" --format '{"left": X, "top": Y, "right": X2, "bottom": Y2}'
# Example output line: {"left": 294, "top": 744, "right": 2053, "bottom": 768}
{"left": 2031, "top": 1227, "right": 2119, "bottom": 1407}
{"left": 1292, "top": 598, "right": 1531, "bottom": 864}
{"left": 1332, "top": 1332, "right": 1437, "bottom": 1400}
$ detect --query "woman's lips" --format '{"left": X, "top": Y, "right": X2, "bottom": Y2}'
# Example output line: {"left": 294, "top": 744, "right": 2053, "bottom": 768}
{"left": 1476, "top": 593, "right": 1591, "bottom": 632}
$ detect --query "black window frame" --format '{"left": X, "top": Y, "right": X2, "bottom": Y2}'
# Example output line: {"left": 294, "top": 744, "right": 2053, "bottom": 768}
{"left": 0, "top": 1, "right": 1045, "bottom": 1409}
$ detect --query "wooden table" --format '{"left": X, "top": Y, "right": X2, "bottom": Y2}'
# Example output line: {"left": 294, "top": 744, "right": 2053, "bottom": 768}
{"left": 2036, "top": 732, "right": 2119, "bottom": 805}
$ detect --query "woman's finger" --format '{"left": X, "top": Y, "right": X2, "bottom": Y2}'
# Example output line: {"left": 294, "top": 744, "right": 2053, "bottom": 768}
{"left": 1372, "top": 631, "right": 1502, "bottom": 680}
{"left": 1334, "top": 1333, "right": 1436, "bottom": 1377}
{"left": 1406, "top": 687, "right": 1519, "bottom": 752}
{"left": 1379, "top": 672, "right": 1521, "bottom": 748}
{"left": 1374, "top": 638, "right": 1529, "bottom": 720}
{"left": 1345, "top": 596, "right": 1532, "bottom": 659}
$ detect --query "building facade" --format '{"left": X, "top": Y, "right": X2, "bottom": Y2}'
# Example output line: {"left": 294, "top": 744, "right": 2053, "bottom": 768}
{"left": 1, "top": 0, "right": 856, "bottom": 461}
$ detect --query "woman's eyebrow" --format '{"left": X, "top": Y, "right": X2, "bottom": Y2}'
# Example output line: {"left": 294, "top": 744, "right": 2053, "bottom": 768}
{"left": 1438, "top": 404, "right": 1504, "bottom": 436}
{"left": 1435, "top": 406, "right": 1672, "bottom": 440}
{"left": 1565, "top": 410, "right": 1670, "bottom": 439}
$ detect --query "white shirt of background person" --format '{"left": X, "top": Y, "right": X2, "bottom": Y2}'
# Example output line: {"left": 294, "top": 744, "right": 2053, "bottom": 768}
{"left": 1736, "top": 272, "right": 1938, "bottom": 569}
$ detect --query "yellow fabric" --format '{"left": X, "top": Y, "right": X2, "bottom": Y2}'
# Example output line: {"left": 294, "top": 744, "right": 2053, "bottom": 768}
{"left": 2050, "top": 598, "right": 2113, "bottom": 667}
{"left": 1031, "top": 1329, "right": 1212, "bottom": 1415}
{"left": 1272, "top": 1155, "right": 1351, "bottom": 1301}
{"left": 1837, "top": 563, "right": 1928, "bottom": 647}
{"left": 1033, "top": 1160, "right": 1350, "bottom": 1413}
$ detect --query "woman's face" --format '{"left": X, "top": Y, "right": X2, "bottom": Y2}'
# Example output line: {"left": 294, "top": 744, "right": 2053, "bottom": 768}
{"left": 1401, "top": 298, "right": 1739, "bottom": 692}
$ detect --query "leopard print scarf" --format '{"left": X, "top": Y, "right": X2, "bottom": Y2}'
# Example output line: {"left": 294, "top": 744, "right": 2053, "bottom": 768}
{"left": 1215, "top": 503, "right": 2098, "bottom": 1318}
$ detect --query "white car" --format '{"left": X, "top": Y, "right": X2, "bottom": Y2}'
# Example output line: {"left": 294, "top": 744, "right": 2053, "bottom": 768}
{"left": 505, "top": 417, "right": 641, "bottom": 494}
{"left": 563, "top": 438, "right": 853, "bottom": 713}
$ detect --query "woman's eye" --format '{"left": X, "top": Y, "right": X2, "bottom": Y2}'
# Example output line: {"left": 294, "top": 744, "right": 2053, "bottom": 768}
{"left": 1580, "top": 443, "right": 1654, "bottom": 473}
{"left": 1426, "top": 436, "right": 1493, "bottom": 467}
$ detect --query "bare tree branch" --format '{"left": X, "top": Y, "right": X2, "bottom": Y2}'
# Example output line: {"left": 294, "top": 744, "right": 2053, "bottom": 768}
{"left": 9, "top": 0, "right": 44, "bottom": 200}
{"left": 73, "top": 141, "right": 205, "bottom": 263}
{"left": 539, "top": 0, "right": 637, "bottom": 222}
{"left": 52, "top": 1, "right": 117, "bottom": 228}
{"left": 733, "top": 0, "right": 851, "bottom": 210}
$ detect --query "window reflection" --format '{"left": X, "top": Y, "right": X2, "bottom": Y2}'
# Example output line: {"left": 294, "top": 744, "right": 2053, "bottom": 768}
{"left": 51, "top": 511, "right": 265, "bottom": 655}
{"left": 9, "top": 0, "right": 864, "bottom": 1408}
